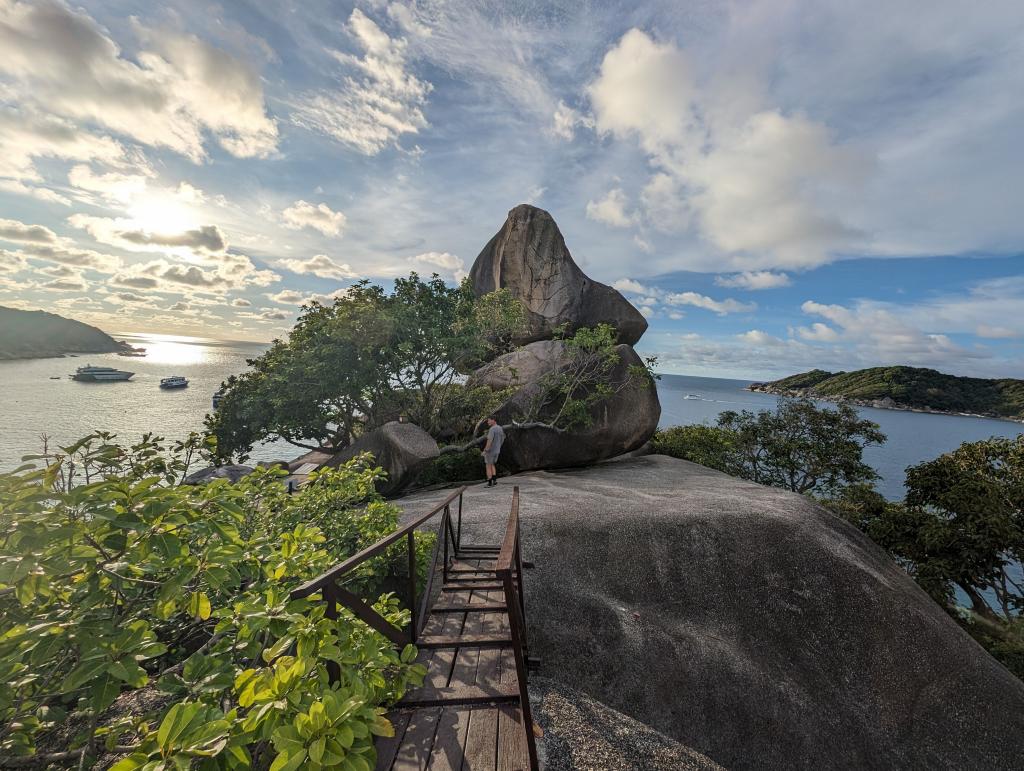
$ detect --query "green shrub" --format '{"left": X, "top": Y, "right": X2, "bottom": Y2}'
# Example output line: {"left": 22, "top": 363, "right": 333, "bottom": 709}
{"left": 412, "top": 449, "right": 487, "bottom": 487}
{"left": 0, "top": 433, "right": 426, "bottom": 769}
{"left": 651, "top": 424, "right": 737, "bottom": 474}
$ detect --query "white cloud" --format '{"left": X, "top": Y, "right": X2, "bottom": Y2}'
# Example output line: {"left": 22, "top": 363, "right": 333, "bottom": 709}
{"left": 0, "top": 250, "right": 28, "bottom": 273}
{"left": 267, "top": 289, "right": 307, "bottom": 305}
{"left": 231, "top": 297, "right": 252, "bottom": 308}
{"left": 291, "top": 9, "right": 431, "bottom": 155}
{"left": 663, "top": 291, "right": 757, "bottom": 315}
{"left": 68, "top": 164, "right": 150, "bottom": 203}
{"left": 282, "top": 201, "right": 347, "bottom": 237}
{"left": 976, "top": 324, "right": 1020, "bottom": 340}
{"left": 409, "top": 251, "right": 465, "bottom": 279}
{"left": 612, "top": 278, "right": 649, "bottom": 294}
{"left": 585, "top": 188, "right": 636, "bottom": 228}
{"left": 715, "top": 271, "right": 792, "bottom": 290}
{"left": 17, "top": 243, "right": 120, "bottom": 272}
{"left": 0, "top": 218, "right": 57, "bottom": 244}
{"left": 796, "top": 322, "right": 840, "bottom": 342}
{"left": 738, "top": 329, "right": 785, "bottom": 346}
{"left": 587, "top": 28, "right": 863, "bottom": 270}
{"left": 0, "top": 108, "right": 125, "bottom": 186}
{"left": 638, "top": 305, "right": 654, "bottom": 319}
{"left": 67, "top": 214, "right": 226, "bottom": 255}
{"left": 278, "top": 254, "right": 357, "bottom": 280}
{"left": 0, "top": 1, "right": 277, "bottom": 162}
{"left": 640, "top": 173, "right": 689, "bottom": 233}
{"left": 551, "top": 100, "right": 593, "bottom": 140}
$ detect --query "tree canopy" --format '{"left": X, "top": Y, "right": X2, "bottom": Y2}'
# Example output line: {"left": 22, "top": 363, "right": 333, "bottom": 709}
{"left": 654, "top": 398, "right": 886, "bottom": 497}
{"left": 206, "top": 274, "right": 524, "bottom": 460}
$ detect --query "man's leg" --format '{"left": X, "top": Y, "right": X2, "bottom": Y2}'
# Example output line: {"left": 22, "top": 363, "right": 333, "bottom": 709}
{"left": 486, "top": 461, "right": 496, "bottom": 485}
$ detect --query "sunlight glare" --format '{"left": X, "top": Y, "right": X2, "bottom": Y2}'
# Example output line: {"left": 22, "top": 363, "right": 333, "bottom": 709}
{"left": 126, "top": 192, "right": 200, "bottom": 237}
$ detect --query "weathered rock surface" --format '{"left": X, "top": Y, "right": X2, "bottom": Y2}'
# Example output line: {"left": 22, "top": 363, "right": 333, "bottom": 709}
{"left": 468, "top": 339, "right": 569, "bottom": 390}
{"left": 322, "top": 421, "right": 439, "bottom": 496}
{"left": 182, "top": 464, "right": 254, "bottom": 485}
{"left": 469, "top": 205, "right": 647, "bottom": 346}
{"left": 396, "top": 457, "right": 1024, "bottom": 770}
{"left": 488, "top": 343, "right": 660, "bottom": 473}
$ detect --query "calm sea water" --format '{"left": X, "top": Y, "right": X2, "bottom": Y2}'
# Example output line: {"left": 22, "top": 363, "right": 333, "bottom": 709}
{"left": 2, "top": 335, "right": 1022, "bottom": 500}
{"left": 658, "top": 373, "right": 1024, "bottom": 500}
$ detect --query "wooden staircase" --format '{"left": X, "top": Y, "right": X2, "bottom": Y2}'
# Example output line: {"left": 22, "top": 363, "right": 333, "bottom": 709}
{"left": 292, "top": 486, "right": 539, "bottom": 771}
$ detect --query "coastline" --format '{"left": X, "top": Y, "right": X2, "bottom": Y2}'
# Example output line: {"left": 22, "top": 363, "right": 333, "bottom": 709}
{"left": 745, "top": 385, "right": 1024, "bottom": 425}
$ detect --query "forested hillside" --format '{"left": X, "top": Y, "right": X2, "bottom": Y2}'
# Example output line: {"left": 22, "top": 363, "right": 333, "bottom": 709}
{"left": 0, "top": 305, "right": 125, "bottom": 359}
{"left": 751, "top": 366, "right": 1024, "bottom": 420}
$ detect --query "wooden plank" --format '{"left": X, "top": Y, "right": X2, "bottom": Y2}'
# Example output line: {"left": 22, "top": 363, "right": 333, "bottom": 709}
{"left": 431, "top": 604, "right": 507, "bottom": 613}
{"left": 441, "top": 584, "right": 503, "bottom": 592}
{"left": 374, "top": 711, "right": 411, "bottom": 771}
{"left": 461, "top": 708, "right": 499, "bottom": 771}
{"left": 425, "top": 612, "right": 462, "bottom": 688}
{"left": 390, "top": 707, "right": 440, "bottom": 771}
{"left": 417, "top": 634, "right": 512, "bottom": 650}
{"left": 396, "top": 683, "right": 520, "bottom": 708}
{"left": 497, "top": 647, "right": 530, "bottom": 771}
{"left": 496, "top": 704, "right": 530, "bottom": 771}
{"left": 424, "top": 707, "right": 472, "bottom": 771}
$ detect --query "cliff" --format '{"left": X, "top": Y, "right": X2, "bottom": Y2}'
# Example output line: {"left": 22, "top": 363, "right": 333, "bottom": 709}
{"left": 397, "top": 457, "right": 1024, "bottom": 769}
{"left": 750, "top": 365, "right": 1024, "bottom": 421}
{"left": 0, "top": 305, "right": 128, "bottom": 360}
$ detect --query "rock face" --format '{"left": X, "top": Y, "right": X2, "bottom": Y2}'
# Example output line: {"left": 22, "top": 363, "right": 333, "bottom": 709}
{"left": 488, "top": 343, "right": 661, "bottom": 473}
{"left": 469, "top": 205, "right": 647, "bottom": 346}
{"left": 182, "top": 464, "right": 254, "bottom": 485}
{"left": 396, "top": 457, "right": 1024, "bottom": 770}
{"left": 321, "top": 421, "right": 439, "bottom": 496}
{"left": 467, "top": 339, "right": 569, "bottom": 390}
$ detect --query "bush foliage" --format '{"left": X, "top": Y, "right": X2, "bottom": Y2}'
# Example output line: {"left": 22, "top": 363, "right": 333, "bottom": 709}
{"left": 0, "top": 433, "right": 427, "bottom": 769}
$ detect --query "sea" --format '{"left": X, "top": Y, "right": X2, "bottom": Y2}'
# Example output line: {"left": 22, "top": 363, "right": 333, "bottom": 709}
{"left": 2, "top": 332, "right": 1024, "bottom": 501}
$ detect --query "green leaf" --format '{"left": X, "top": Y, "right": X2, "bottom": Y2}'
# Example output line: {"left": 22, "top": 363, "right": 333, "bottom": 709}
{"left": 187, "top": 591, "right": 212, "bottom": 621}
{"left": 268, "top": 749, "right": 307, "bottom": 771}
{"left": 90, "top": 674, "right": 121, "bottom": 712}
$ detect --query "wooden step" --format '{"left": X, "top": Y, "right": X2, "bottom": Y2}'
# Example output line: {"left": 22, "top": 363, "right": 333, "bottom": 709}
{"left": 443, "top": 575, "right": 505, "bottom": 583}
{"left": 456, "top": 546, "right": 500, "bottom": 553}
{"left": 431, "top": 604, "right": 507, "bottom": 613}
{"left": 416, "top": 634, "right": 512, "bottom": 649}
{"left": 396, "top": 683, "right": 520, "bottom": 708}
{"left": 440, "top": 584, "right": 503, "bottom": 592}
{"left": 448, "top": 566, "right": 496, "bottom": 574}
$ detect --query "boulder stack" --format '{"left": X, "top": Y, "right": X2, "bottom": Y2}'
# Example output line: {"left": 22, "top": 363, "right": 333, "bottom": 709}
{"left": 468, "top": 205, "right": 660, "bottom": 472}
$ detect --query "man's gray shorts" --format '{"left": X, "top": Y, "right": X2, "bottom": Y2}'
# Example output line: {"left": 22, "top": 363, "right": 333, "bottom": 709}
{"left": 483, "top": 450, "right": 499, "bottom": 464}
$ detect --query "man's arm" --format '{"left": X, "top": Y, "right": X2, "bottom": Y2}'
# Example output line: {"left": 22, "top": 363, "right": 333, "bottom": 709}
{"left": 483, "top": 426, "right": 492, "bottom": 452}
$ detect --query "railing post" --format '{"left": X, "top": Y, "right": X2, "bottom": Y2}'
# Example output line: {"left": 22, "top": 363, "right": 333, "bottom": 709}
{"left": 407, "top": 530, "right": 417, "bottom": 643}
{"left": 457, "top": 490, "right": 463, "bottom": 550}
{"left": 442, "top": 508, "right": 449, "bottom": 584}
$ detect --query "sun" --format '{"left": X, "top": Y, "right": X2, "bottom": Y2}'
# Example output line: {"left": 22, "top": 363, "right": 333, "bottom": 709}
{"left": 125, "top": 191, "right": 200, "bottom": 235}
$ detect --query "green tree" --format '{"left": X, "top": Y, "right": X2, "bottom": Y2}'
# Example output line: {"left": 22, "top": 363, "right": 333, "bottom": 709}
{"left": 827, "top": 436, "right": 1024, "bottom": 679}
{"left": 206, "top": 274, "right": 524, "bottom": 461}
{"left": 650, "top": 424, "right": 738, "bottom": 474}
{"left": 0, "top": 433, "right": 427, "bottom": 768}
{"left": 716, "top": 398, "right": 886, "bottom": 496}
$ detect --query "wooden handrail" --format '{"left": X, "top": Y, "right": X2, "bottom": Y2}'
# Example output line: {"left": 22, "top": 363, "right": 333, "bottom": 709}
{"left": 291, "top": 485, "right": 467, "bottom": 599}
{"left": 495, "top": 486, "right": 520, "bottom": 572}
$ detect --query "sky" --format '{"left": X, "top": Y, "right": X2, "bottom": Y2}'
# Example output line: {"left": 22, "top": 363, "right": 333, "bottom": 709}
{"left": 0, "top": 0, "right": 1023, "bottom": 380}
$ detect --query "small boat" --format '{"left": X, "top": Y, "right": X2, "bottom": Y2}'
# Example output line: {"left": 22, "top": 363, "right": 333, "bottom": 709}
{"left": 159, "top": 375, "right": 189, "bottom": 389}
{"left": 211, "top": 392, "right": 223, "bottom": 410}
{"left": 683, "top": 393, "right": 701, "bottom": 400}
{"left": 71, "top": 364, "right": 134, "bottom": 382}
{"left": 49, "top": 376, "right": 61, "bottom": 380}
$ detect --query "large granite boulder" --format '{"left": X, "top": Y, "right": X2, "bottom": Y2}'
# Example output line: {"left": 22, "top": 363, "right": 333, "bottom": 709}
{"left": 469, "top": 204, "right": 648, "bottom": 346}
{"left": 182, "top": 464, "right": 254, "bottom": 485}
{"left": 395, "top": 458, "right": 1024, "bottom": 770}
{"left": 488, "top": 343, "right": 660, "bottom": 472}
{"left": 467, "top": 339, "right": 568, "bottom": 390}
{"left": 321, "top": 421, "right": 439, "bottom": 496}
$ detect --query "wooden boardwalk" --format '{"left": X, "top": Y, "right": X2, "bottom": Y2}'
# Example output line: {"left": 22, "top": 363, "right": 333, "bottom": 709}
{"left": 374, "top": 554, "right": 532, "bottom": 770}
{"left": 291, "top": 486, "right": 537, "bottom": 771}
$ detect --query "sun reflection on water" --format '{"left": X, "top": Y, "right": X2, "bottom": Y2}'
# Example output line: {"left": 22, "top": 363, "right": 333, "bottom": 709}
{"left": 130, "top": 335, "right": 210, "bottom": 366}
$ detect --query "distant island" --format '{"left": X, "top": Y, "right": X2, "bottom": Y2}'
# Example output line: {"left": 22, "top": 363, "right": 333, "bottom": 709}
{"left": 749, "top": 366, "right": 1024, "bottom": 423}
{"left": 0, "top": 305, "right": 133, "bottom": 360}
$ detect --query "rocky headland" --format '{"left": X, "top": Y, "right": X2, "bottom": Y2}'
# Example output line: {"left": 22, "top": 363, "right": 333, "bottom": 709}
{"left": 750, "top": 366, "right": 1024, "bottom": 423}
{"left": 397, "top": 457, "right": 1024, "bottom": 770}
{"left": 0, "top": 305, "right": 133, "bottom": 360}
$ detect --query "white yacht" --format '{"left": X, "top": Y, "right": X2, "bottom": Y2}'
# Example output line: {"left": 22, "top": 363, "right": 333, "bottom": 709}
{"left": 159, "top": 375, "right": 189, "bottom": 389}
{"left": 71, "top": 364, "right": 134, "bottom": 382}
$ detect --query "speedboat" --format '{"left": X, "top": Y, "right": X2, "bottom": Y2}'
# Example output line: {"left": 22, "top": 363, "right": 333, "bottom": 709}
{"left": 683, "top": 393, "right": 701, "bottom": 400}
{"left": 160, "top": 375, "right": 189, "bottom": 389}
{"left": 211, "top": 392, "right": 223, "bottom": 410}
{"left": 71, "top": 364, "right": 134, "bottom": 382}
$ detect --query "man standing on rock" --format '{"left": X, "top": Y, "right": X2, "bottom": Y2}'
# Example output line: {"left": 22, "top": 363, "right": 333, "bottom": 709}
{"left": 483, "top": 417, "right": 505, "bottom": 487}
